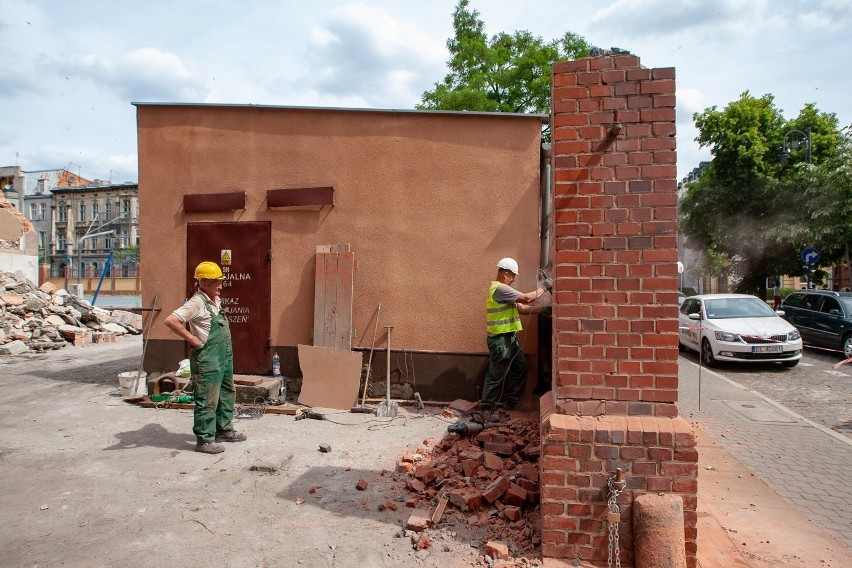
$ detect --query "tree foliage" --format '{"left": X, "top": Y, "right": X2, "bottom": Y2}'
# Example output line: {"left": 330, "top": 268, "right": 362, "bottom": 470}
{"left": 418, "top": 0, "right": 591, "bottom": 120}
{"left": 681, "top": 92, "right": 849, "bottom": 294}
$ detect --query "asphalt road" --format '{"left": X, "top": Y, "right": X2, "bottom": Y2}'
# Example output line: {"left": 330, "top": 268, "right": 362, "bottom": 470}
{"left": 679, "top": 345, "right": 852, "bottom": 439}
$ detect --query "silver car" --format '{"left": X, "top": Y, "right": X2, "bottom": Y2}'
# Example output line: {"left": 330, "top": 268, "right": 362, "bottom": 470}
{"left": 678, "top": 294, "right": 802, "bottom": 367}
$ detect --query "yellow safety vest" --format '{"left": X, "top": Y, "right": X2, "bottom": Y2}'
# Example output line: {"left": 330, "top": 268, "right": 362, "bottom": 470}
{"left": 486, "top": 281, "right": 522, "bottom": 335}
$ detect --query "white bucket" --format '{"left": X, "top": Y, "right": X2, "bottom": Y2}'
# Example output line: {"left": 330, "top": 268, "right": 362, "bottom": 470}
{"left": 118, "top": 371, "right": 148, "bottom": 397}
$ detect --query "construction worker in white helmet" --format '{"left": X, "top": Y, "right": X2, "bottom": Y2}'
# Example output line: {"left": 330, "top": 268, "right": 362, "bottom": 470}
{"left": 164, "top": 261, "right": 247, "bottom": 454}
{"left": 475, "top": 257, "right": 548, "bottom": 423}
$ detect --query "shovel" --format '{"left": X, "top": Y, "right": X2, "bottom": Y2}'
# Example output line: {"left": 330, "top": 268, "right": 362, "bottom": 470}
{"left": 376, "top": 325, "right": 398, "bottom": 418}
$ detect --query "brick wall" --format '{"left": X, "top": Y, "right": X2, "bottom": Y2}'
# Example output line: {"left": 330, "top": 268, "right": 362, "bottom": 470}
{"left": 542, "top": 55, "right": 697, "bottom": 567}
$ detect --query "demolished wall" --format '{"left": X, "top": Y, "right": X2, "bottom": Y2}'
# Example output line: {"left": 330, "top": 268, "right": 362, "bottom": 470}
{"left": 541, "top": 55, "right": 697, "bottom": 567}
{"left": 0, "top": 269, "right": 143, "bottom": 355}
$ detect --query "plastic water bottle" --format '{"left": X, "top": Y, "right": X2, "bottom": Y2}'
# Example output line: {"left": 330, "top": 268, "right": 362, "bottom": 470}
{"left": 272, "top": 352, "right": 281, "bottom": 377}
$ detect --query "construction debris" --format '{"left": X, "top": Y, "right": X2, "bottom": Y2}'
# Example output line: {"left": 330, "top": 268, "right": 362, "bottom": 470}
{"left": 394, "top": 416, "right": 542, "bottom": 563}
{"left": 0, "top": 269, "right": 142, "bottom": 355}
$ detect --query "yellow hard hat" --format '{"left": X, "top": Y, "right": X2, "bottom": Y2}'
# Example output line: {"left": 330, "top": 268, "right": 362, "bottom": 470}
{"left": 194, "top": 261, "right": 224, "bottom": 280}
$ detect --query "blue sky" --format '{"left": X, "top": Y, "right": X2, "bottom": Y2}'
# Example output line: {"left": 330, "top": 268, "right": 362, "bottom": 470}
{"left": 2, "top": 0, "right": 850, "bottom": 184}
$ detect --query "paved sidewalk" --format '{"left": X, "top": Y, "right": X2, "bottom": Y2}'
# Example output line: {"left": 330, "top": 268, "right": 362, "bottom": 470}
{"left": 679, "top": 357, "right": 852, "bottom": 548}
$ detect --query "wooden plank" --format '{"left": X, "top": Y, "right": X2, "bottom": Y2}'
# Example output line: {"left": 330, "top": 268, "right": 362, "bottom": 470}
{"left": 313, "top": 248, "right": 354, "bottom": 350}
{"left": 297, "top": 344, "right": 362, "bottom": 410}
{"left": 431, "top": 494, "right": 450, "bottom": 525}
{"left": 265, "top": 406, "right": 300, "bottom": 415}
{"left": 234, "top": 375, "right": 264, "bottom": 386}
{"left": 313, "top": 254, "right": 327, "bottom": 347}
{"left": 336, "top": 252, "right": 354, "bottom": 350}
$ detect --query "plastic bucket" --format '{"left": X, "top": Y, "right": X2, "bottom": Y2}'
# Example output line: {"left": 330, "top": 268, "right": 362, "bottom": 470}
{"left": 118, "top": 371, "right": 148, "bottom": 397}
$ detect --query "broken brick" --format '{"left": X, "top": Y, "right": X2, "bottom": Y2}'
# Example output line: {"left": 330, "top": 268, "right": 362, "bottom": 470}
{"left": 386, "top": 501, "right": 398, "bottom": 511}
{"left": 447, "top": 488, "right": 481, "bottom": 511}
{"left": 483, "top": 451, "right": 503, "bottom": 471}
{"left": 356, "top": 479, "right": 368, "bottom": 491}
{"left": 517, "top": 463, "right": 538, "bottom": 481}
{"left": 406, "top": 509, "right": 431, "bottom": 532}
{"left": 502, "top": 483, "right": 527, "bottom": 507}
{"left": 448, "top": 399, "right": 478, "bottom": 413}
{"left": 486, "top": 540, "right": 510, "bottom": 560}
{"left": 482, "top": 476, "right": 510, "bottom": 504}
{"left": 502, "top": 505, "right": 522, "bottom": 522}
{"left": 397, "top": 462, "right": 414, "bottom": 474}
{"left": 484, "top": 440, "right": 516, "bottom": 456}
{"left": 516, "top": 478, "right": 538, "bottom": 492}
{"left": 405, "top": 497, "right": 419, "bottom": 508}
{"left": 461, "top": 459, "right": 480, "bottom": 477}
{"left": 408, "top": 479, "right": 426, "bottom": 493}
{"left": 414, "top": 466, "right": 441, "bottom": 485}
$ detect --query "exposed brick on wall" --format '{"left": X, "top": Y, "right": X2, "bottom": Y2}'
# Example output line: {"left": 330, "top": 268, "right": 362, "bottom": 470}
{"left": 540, "top": 408, "right": 698, "bottom": 567}
{"left": 550, "top": 55, "right": 679, "bottom": 419}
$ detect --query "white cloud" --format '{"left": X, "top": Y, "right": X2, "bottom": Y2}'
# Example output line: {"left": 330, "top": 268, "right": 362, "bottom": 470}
{"left": 57, "top": 47, "right": 207, "bottom": 102}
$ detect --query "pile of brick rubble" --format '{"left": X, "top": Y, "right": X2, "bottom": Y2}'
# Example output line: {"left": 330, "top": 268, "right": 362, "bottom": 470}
{"left": 0, "top": 269, "right": 143, "bottom": 355}
{"left": 395, "top": 415, "right": 542, "bottom": 566}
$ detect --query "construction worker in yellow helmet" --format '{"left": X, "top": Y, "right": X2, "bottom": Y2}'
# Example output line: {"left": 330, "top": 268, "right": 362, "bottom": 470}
{"left": 164, "top": 261, "right": 246, "bottom": 453}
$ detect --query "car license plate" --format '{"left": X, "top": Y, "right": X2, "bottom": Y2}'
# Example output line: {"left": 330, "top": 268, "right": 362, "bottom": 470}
{"left": 752, "top": 345, "right": 782, "bottom": 353}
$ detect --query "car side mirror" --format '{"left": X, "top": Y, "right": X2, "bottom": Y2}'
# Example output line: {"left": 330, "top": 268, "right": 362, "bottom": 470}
{"left": 775, "top": 309, "right": 785, "bottom": 316}
{"left": 688, "top": 313, "right": 701, "bottom": 320}
{"left": 829, "top": 309, "right": 841, "bottom": 316}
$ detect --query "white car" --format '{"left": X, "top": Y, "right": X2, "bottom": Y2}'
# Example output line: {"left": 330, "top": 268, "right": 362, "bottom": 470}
{"left": 678, "top": 294, "right": 802, "bottom": 367}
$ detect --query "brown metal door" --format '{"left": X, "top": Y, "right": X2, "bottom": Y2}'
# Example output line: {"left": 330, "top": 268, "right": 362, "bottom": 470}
{"left": 187, "top": 222, "right": 271, "bottom": 374}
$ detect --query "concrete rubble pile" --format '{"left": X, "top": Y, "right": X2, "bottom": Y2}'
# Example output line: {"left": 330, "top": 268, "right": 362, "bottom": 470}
{"left": 396, "top": 415, "right": 542, "bottom": 566}
{"left": 0, "top": 269, "right": 143, "bottom": 355}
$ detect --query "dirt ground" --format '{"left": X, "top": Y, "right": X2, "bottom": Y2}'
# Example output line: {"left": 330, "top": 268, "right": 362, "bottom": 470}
{"left": 1, "top": 337, "right": 849, "bottom": 567}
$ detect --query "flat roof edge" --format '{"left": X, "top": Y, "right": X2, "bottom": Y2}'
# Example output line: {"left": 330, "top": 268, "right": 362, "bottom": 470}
{"left": 130, "top": 102, "right": 548, "bottom": 121}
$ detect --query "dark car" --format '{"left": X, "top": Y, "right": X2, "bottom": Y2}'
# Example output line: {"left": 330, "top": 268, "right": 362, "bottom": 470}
{"left": 780, "top": 290, "right": 852, "bottom": 358}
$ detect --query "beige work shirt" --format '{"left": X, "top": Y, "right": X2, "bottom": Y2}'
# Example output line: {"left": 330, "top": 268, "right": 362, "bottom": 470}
{"left": 169, "top": 292, "right": 221, "bottom": 344}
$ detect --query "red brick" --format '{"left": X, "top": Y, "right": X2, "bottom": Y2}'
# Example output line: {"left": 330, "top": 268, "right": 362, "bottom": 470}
{"left": 355, "top": 479, "right": 368, "bottom": 491}
{"left": 503, "top": 483, "right": 528, "bottom": 507}
{"left": 503, "top": 505, "right": 522, "bottom": 522}
{"left": 406, "top": 509, "right": 431, "bottom": 532}
{"left": 448, "top": 488, "right": 481, "bottom": 511}
{"left": 482, "top": 476, "right": 511, "bottom": 504}
{"left": 485, "top": 540, "right": 510, "bottom": 560}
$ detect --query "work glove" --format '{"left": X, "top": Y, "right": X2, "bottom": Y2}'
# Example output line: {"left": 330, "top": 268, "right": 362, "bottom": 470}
{"left": 542, "top": 277, "right": 553, "bottom": 293}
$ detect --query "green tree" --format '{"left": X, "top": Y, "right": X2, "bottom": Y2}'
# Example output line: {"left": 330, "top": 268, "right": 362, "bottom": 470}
{"left": 418, "top": 0, "right": 591, "bottom": 124}
{"left": 680, "top": 92, "right": 846, "bottom": 296}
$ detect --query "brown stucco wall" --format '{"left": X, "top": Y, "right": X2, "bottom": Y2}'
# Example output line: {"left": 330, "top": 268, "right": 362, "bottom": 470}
{"left": 136, "top": 105, "right": 544, "bottom": 385}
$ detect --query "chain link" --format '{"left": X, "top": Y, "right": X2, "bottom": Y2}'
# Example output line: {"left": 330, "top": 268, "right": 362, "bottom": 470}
{"left": 606, "top": 473, "right": 625, "bottom": 568}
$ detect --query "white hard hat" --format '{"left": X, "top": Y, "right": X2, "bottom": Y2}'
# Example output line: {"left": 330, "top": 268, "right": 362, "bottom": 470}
{"left": 497, "top": 257, "right": 519, "bottom": 275}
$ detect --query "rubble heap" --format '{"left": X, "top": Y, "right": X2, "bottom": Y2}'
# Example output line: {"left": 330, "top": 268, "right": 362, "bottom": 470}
{"left": 0, "top": 269, "right": 143, "bottom": 355}
{"left": 396, "top": 416, "right": 542, "bottom": 564}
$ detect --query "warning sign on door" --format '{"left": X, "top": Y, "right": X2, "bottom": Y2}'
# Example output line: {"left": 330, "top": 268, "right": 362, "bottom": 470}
{"left": 221, "top": 250, "right": 232, "bottom": 266}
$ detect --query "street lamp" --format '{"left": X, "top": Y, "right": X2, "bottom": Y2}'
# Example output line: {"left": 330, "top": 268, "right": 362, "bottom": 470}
{"left": 779, "top": 128, "right": 811, "bottom": 166}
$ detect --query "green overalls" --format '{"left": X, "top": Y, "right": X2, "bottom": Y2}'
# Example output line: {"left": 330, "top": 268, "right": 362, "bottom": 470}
{"left": 190, "top": 294, "right": 236, "bottom": 443}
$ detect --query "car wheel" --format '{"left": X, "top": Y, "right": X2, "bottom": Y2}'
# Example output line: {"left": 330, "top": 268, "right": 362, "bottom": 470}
{"left": 782, "top": 360, "right": 799, "bottom": 368}
{"left": 678, "top": 341, "right": 685, "bottom": 352}
{"left": 701, "top": 338, "right": 717, "bottom": 368}
{"left": 843, "top": 334, "right": 852, "bottom": 359}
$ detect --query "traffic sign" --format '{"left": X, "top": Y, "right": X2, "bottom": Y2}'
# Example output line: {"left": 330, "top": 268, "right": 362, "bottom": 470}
{"left": 801, "top": 247, "right": 820, "bottom": 265}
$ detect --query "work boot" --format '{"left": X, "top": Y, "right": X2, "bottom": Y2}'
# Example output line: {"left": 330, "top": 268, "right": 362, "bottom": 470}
{"left": 195, "top": 441, "right": 225, "bottom": 454}
{"left": 470, "top": 408, "right": 492, "bottom": 425}
{"left": 215, "top": 430, "right": 247, "bottom": 443}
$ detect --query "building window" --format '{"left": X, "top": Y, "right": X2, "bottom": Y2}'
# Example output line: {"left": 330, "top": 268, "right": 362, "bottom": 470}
{"left": 123, "top": 199, "right": 131, "bottom": 216}
{"left": 40, "top": 203, "right": 46, "bottom": 220}
{"left": 105, "top": 201, "right": 111, "bottom": 219}
{"left": 92, "top": 202, "right": 99, "bottom": 220}
{"left": 39, "top": 231, "right": 46, "bottom": 248}
{"left": 78, "top": 203, "right": 85, "bottom": 221}
{"left": 58, "top": 203, "right": 67, "bottom": 222}
{"left": 29, "top": 203, "right": 37, "bottom": 219}
{"left": 57, "top": 235, "right": 66, "bottom": 251}
{"left": 105, "top": 235, "right": 113, "bottom": 249}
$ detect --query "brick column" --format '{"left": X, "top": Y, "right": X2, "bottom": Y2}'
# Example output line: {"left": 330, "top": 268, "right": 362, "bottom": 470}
{"left": 541, "top": 55, "right": 697, "bottom": 567}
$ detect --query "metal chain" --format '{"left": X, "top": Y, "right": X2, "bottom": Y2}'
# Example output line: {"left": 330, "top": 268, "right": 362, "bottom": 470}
{"left": 607, "top": 472, "right": 625, "bottom": 568}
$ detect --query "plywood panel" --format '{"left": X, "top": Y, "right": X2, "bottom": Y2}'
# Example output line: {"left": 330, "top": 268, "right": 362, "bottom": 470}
{"left": 297, "top": 344, "right": 362, "bottom": 410}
